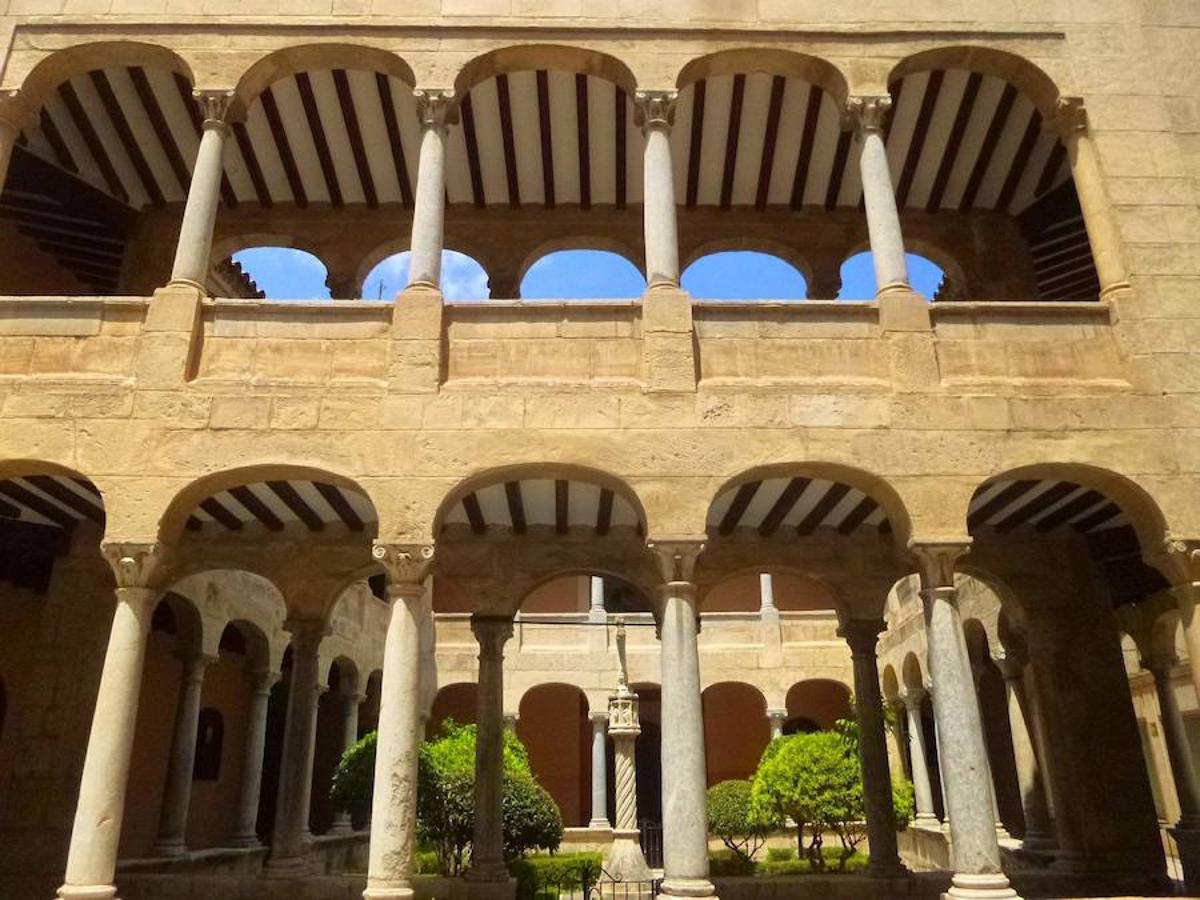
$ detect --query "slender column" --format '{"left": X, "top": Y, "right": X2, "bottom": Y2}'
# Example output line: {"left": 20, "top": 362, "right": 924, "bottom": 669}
{"left": 467, "top": 616, "right": 514, "bottom": 885}
{"left": 168, "top": 90, "right": 234, "bottom": 289}
{"left": 152, "top": 652, "right": 216, "bottom": 855}
{"left": 635, "top": 91, "right": 680, "bottom": 290}
{"left": 1050, "top": 98, "right": 1130, "bottom": 298}
{"left": 994, "top": 653, "right": 1056, "bottom": 851}
{"left": 900, "top": 687, "right": 939, "bottom": 827}
{"left": 365, "top": 544, "right": 433, "bottom": 900}
{"left": 969, "top": 662, "right": 1011, "bottom": 841}
{"left": 590, "top": 575, "right": 607, "bottom": 623}
{"left": 0, "top": 96, "right": 20, "bottom": 196}
{"left": 759, "top": 573, "right": 779, "bottom": 622}
{"left": 913, "top": 544, "right": 1019, "bottom": 900}
{"left": 767, "top": 708, "right": 787, "bottom": 741}
{"left": 1172, "top": 584, "right": 1200, "bottom": 710}
{"left": 406, "top": 90, "right": 456, "bottom": 291}
{"left": 229, "top": 669, "right": 279, "bottom": 848}
{"left": 588, "top": 712, "right": 611, "bottom": 830}
{"left": 840, "top": 619, "right": 905, "bottom": 877}
{"left": 848, "top": 96, "right": 910, "bottom": 296}
{"left": 1145, "top": 653, "right": 1200, "bottom": 828}
{"left": 329, "top": 691, "right": 366, "bottom": 835}
{"left": 59, "top": 545, "right": 162, "bottom": 900}
{"left": 267, "top": 620, "right": 327, "bottom": 874}
{"left": 652, "top": 540, "right": 715, "bottom": 899}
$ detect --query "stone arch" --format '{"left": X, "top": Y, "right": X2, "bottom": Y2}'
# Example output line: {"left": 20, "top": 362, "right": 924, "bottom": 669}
{"left": 682, "top": 238, "right": 813, "bottom": 286}
{"left": 219, "top": 618, "right": 271, "bottom": 672}
{"left": 963, "top": 618, "right": 993, "bottom": 665}
{"left": 518, "top": 246, "right": 646, "bottom": 300}
{"left": 682, "top": 247, "right": 810, "bottom": 301}
{"left": 888, "top": 46, "right": 1063, "bottom": 120}
{"left": 901, "top": 652, "right": 925, "bottom": 691}
{"left": 233, "top": 43, "right": 415, "bottom": 111}
{"left": 170, "top": 569, "right": 289, "bottom": 669}
{"left": 516, "top": 237, "right": 643, "bottom": 289}
{"left": 429, "top": 681, "right": 478, "bottom": 734}
{"left": 454, "top": 44, "right": 638, "bottom": 97}
{"left": 699, "top": 566, "right": 839, "bottom": 613}
{"left": 13, "top": 41, "right": 195, "bottom": 112}
{"left": 882, "top": 664, "right": 901, "bottom": 704}
{"left": 676, "top": 48, "right": 848, "bottom": 105}
{"left": 358, "top": 246, "right": 492, "bottom": 301}
{"left": 701, "top": 681, "right": 769, "bottom": 786}
{"left": 785, "top": 678, "right": 852, "bottom": 732}
{"left": 228, "top": 246, "right": 334, "bottom": 300}
{"left": 327, "top": 655, "right": 360, "bottom": 694}
{"left": 515, "top": 682, "right": 593, "bottom": 827}
{"left": 519, "top": 572, "right": 652, "bottom": 615}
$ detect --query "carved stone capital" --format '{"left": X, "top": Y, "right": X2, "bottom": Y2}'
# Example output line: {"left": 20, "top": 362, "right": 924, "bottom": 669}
{"left": 1159, "top": 536, "right": 1200, "bottom": 587}
{"left": 283, "top": 618, "right": 330, "bottom": 654}
{"left": 634, "top": 90, "right": 678, "bottom": 130}
{"left": 837, "top": 617, "right": 887, "bottom": 655}
{"left": 372, "top": 541, "right": 435, "bottom": 593}
{"left": 994, "top": 647, "right": 1028, "bottom": 681}
{"left": 647, "top": 538, "right": 705, "bottom": 583}
{"left": 846, "top": 95, "right": 893, "bottom": 133}
{"left": 102, "top": 541, "right": 167, "bottom": 589}
{"left": 194, "top": 89, "right": 236, "bottom": 130}
{"left": 908, "top": 540, "right": 970, "bottom": 590}
{"left": 897, "top": 686, "right": 926, "bottom": 710}
{"left": 1047, "top": 96, "right": 1088, "bottom": 139}
{"left": 0, "top": 89, "right": 32, "bottom": 132}
{"left": 414, "top": 88, "right": 459, "bottom": 130}
{"left": 471, "top": 614, "right": 514, "bottom": 656}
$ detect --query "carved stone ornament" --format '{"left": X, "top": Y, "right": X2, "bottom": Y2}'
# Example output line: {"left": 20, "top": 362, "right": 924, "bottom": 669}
{"left": 633, "top": 90, "right": 678, "bottom": 129}
{"left": 1048, "top": 96, "right": 1088, "bottom": 138}
{"left": 908, "top": 540, "right": 970, "bottom": 590}
{"left": 101, "top": 541, "right": 165, "bottom": 589}
{"left": 646, "top": 538, "right": 705, "bottom": 583}
{"left": 846, "top": 95, "right": 893, "bottom": 133}
{"left": 194, "top": 89, "right": 235, "bottom": 128}
{"left": 372, "top": 541, "right": 435, "bottom": 592}
{"left": 0, "top": 89, "right": 31, "bottom": 132}
{"left": 1161, "top": 536, "right": 1200, "bottom": 585}
{"left": 414, "top": 89, "right": 459, "bottom": 129}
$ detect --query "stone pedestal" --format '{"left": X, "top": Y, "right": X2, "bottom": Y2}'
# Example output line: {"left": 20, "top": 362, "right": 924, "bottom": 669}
{"left": 604, "top": 651, "right": 652, "bottom": 885}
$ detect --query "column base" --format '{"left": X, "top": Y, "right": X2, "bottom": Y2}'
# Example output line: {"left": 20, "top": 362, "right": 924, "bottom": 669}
{"left": 150, "top": 840, "right": 187, "bottom": 857}
{"left": 363, "top": 883, "right": 415, "bottom": 900}
{"left": 57, "top": 887, "right": 119, "bottom": 900}
{"left": 587, "top": 819, "right": 614, "bottom": 832}
{"left": 659, "top": 877, "right": 718, "bottom": 899}
{"left": 603, "top": 831, "right": 652, "bottom": 882}
{"left": 328, "top": 819, "right": 356, "bottom": 836}
{"left": 225, "top": 834, "right": 263, "bottom": 849}
{"left": 943, "top": 872, "right": 1020, "bottom": 900}
{"left": 913, "top": 813, "right": 942, "bottom": 829}
{"left": 263, "top": 855, "right": 310, "bottom": 877}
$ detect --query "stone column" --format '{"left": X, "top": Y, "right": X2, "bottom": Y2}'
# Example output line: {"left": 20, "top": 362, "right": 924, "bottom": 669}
{"left": 590, "top": 575, "right": 607, "bottom": 623}
{"left": 58, "top": 545, "right": 162, "bottom": 900}
{"left": 840, "top": 619, "right": 905, "bottom": 877}
{"left": 588, "top": 712, "right": 611, "bottom": 830}
{"left": 1172, "top": 583, "right": 1200, "bottom": 710}
{"left": 913, "top": 544, "right": 1019, "bottom": 900}
{"left": 767, "top": 708, "right": 787, "bottom": 741}
{"left": 900, "top": 687, "right": 939, "bottom": 827}
{"left": 267, "top": 620, "right": 327, "bottom": 874}
{"left": 994, "top": 653, "right": 1056, "bottom": 851}
{"left": 635, "top": 91, "right": 680, "bottom": 290}
{"left": 467, "top": 616, "right": 514, "bottom": 887}
{"left": 652, "top": 540, "right": 716, "bottom": 900}
{"left": 407, "top": 90, "right": 456, "bottom": 292}
{"left": 0, "top": 96, "right": 21, "bottom": 196}
{"left": 229, "top": 669, "right": 279, "bottom": 848}
{"left": 605, "top": 679, "right": 652, "bottom": 881}
{"left": 168, "top": 90, "right": 234, "bottom": 289}
{"left": 329, "top": 690, "right": 365, "bottom": 835}
{"left": 1050, "top": 98, "right": 1130, "bottom": 299}
{"left": 969, "top": 661, "right": 1011, "bottom": 841}
{"left": 759, "top": 573, "right": 779, "bottom": 622}
{"left": 152, "top": 652, "right": 216, "bottom": 855}
{"left": 365, "top": 544, "right": 434, "bottom": 900}
{"left": 1144, "top": 652, "right": 1200, "bottom": 881}
{"left": 848, "top": 96, "right": 910, "bottom": 296}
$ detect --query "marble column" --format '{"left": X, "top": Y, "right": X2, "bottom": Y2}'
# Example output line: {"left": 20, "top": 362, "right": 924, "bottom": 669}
{"left": 152, "top": 652, "right": 215, "bottom": 855}
{"left": 994, "top": 653, "right": 1056, "bottom": 851}
{"left": 467, "top": 616, "right": 514, "bottom": 886}
{"left": 590, "top": 575, "right": 607, "bottom": 623}
{"left": 588, "top": 712, "right": 611, "bottom": 830}
{"left": 1173, "top": 586, "right": 1200, "bottom": 711}
{"left": 840, "top": 619, "right": 905, "bottom": 877}
{"left": 267, "top": 620, "right": 326, "bottom": 874}
{"left": 59, "top": 545, "right": 161, "bottom": 900}
{"left": 407, "top": 90, "right": 456, "bottom": 292}
{"left": 229, "top": 669, "right": 279, "bottom": 848}
{"left": 900, "top": 687, "right": 939, "bottom": 827}
{"left": 329, "top": 690, "right": 365, "bottom": 835}
{"left": 1051, "top": 98, "right": 1130, "bottom": 298}
{"left": 849, "top": 96, "right": 910, "bottom": 296}
{"left": 759, "top": 573, "right": 779, "bottom": 622}
{"left": 657, "top": 563, "right": 716, "bottom": 899}
{"left": 636, "top": 91, "right": 680, "bottom": 290}
{"left": 914, "top": 544, "right": 1019, "bottom": 900}
{"left": 169, "top": 90, "right": 234, "bottom": 289}
{"left": 969, "top": 662, "right": 1011, "bottom": 841}
{"left": 1145, "top": 653, "right": 1200, "bottom": 829}
{"left": 767, "top": 708, "right": 787, "bottom": 741}
{"left": 365, "top": 558, "right": 431, "bottom": 900}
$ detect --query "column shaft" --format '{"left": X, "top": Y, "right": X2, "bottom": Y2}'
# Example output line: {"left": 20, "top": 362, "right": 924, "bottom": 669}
{"left": 852, "top": 97, "right": 909, "bottom": 295}
{"left": 407, "top": 92, "right": 452, "bottom": 290}
{"left": 998, "top": 663, "right": 1055, "bottom": 850}
{"left": 638, "top": 93, "right": 680, "bottom": 289}
{"left": 330, "top": 692, "right": 363, "bottom": 835}
{"left": 589, "top": 714, "right": 610, "bottom": 829}
{"left": 365, "top": 585, "right": 427, "bottom": 899}
{"left": 467, "top": 617, "right": 513, "bottom": 883}
{"left": 169, "top": 94, "right": 232, "bottom": 287}
{"left": 759, "top": 573, "right": 779, "bottom": 621}
{"left": 0, "top": 117, "right": 16, "bottom": 197}
{"left": 59, "top": 587, "right": 159, "bottom": 899}
{"left": 767, "top": 709, "right": 786, "bottom": 741}
{"left": 590, "top": 576, "right": 607, "bottom": 622}
{"left": 903, "top": 692, "right": 939, "bottom": 826}
{"left": 1149, "top": 659, "right": 1200, "bottom": 827}
{"left": 659, "top": 582, "right": 715, "bottom": 897}
{"left": 229, "top": 671, "right": 277, "bottom": 847}
{"left": 153, "top": 654, "right": 213, "bottom": 855}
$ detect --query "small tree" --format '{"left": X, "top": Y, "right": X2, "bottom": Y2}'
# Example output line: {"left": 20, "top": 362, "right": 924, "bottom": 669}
{"left": 707, "top": 779, "right": 778, "bottom": 864}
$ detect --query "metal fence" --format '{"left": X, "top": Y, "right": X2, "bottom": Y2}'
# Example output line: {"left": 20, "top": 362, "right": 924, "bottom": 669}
{"left": 524, "top": 861, "right": 660, "bottom": 899}
{"left": 640, "top": 820, "right": 663, "bottom": 870}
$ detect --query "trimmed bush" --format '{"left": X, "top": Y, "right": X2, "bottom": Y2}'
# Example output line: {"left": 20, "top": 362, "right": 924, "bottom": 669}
{"left": 707, "top": 779, "right": 778, "bottom": 863}
{"left": 765, "top": 846, "right": 795, "bottom": 862}
{"left": 509, "top": 852, "right": 602, "bottom": 900}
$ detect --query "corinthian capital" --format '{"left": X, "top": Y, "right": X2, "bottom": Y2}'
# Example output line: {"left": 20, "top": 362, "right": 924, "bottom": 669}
{"left": 101, "top": 541, "right": 167, "bottom": 589}
{"left": 847, "top": 95, "right": 892, "bottom": 133}
{"left": 908, "top": 540, "right": 970, "bottom": 590}
{"left": 646, "top": 537, "right": 705, "bottom": 583}
{"left": 193, "top": 89, "right": 236, "bottom": 128}
{"left": 414, "top": 89, "right": 459, "bottom": 130}
{"left": 372, "top": 541, "right": 435, "bottom": 592}
{"left": 634, "top": 90, "right": 678, "bottom": 129}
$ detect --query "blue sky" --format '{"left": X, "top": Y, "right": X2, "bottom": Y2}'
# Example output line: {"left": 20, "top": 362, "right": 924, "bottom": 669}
{"left": 233, "top": 246, "right": 944, "bottom": 301}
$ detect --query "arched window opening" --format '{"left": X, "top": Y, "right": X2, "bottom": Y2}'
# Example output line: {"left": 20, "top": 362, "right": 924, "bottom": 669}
{"left": 151, "top": 601, "right": 177, "bottom": 635}
{"left": 519, "top": 250, "right": 645, "bottom": 300}
{"left": 682, "top": 251, "right": 807, "bottom": 300}
{"left": 361, "top": 250, "right": 489, "bottom": 301}
{"left": 218, "top": 623, "right": 247, "bottom": 656}
{"left": 193, "top": 708, "right": 224, "bottom": 781}
{"left": 231, "top": 247, "right": 332, "bottom": 300}
{"left": 836, "top": 251, "right": 945, "bottom": 300}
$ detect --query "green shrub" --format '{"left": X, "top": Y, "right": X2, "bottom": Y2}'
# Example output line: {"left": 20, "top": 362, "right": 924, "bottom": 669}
{"left": 765, "top": 846, "right": 795, "bottom": 862}
{"left": 509, "top": 852, "right": 602, "bottom": 899}
{"left": 329, "top": 731, "right": 376, "bottom": 822}
{"left": 502, "top": 774, "right": 564, "bottom": 861}
{"left": 414, "top": 849, "right": 442, "bottom": 875}
{"left": 707, "top": 779, "right": 778, "bottom": 863}
{"left": 708, "top": 849, "right": 756, "bottom": 877}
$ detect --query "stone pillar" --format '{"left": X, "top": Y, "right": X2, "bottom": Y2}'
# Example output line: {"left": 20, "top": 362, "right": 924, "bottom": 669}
{"left": 969, "top": 661, "right": 1011, "bottom": 841}
{"left": 848, "top": 96, "right": 910, "bottom": 296}
{"left": 169, "top": 91, "right": 234, "bottom": 289}
{"left": 588, "top": 712, "right": 611, "bottom": 830}
{"left": 0, "top": 99, "right": 20, "bottom": 196}
{"left": 590, "top": 575, "right": 608, "bottom": 623}
{"left": 759, "top": 573, "right": 779, "bottom": 622}
{"left": 900, "top": 687, "right": 939, "bottom": 827}
{"left": 58, "top": 545, "right": 162, "bottom": 900}
{"left": 407, "top": 90, "right": 456, "bottom": 292}
{"left": 912, "top": 544, "right": 1019, "bottom": 900}
{"left": 652, "top": 540, "right": 716, "bottom": 900}
{"left": 635, "top": 91, "right": 680, "bottom": 290}
{"left": 467, "top": 616, "right": 514, "bottom": 888}
{"left": 1173, "top": 584, "right": 1200, "bottom": 710}
{"left": 229, "top": 669, "right": 279, "bottom": 848}
{"left": 1050, "top": 98, "right": 1130, "bottom": 299}
{"left": 605, "top": 678, "right": 652, "bottom": 881}
{"left": 152, "top": 652, "right": 215, "bottom": 855}
{"left": 994, "top": 653, "right": 1056, "bottom": 851}
{"left": 268, "top": 620, "right": 327, "bottom": 874}
{"left": 365, "top": 544, "right": 434, "bottom": 900}
{"left": 840, "top": 619, "right": 905, "bottom": 877}
{"left": 329, "top": 690, "right": 365, "bottom": 836}
{"left": 767, "top": 708, "right": 787, "bottom": 741}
